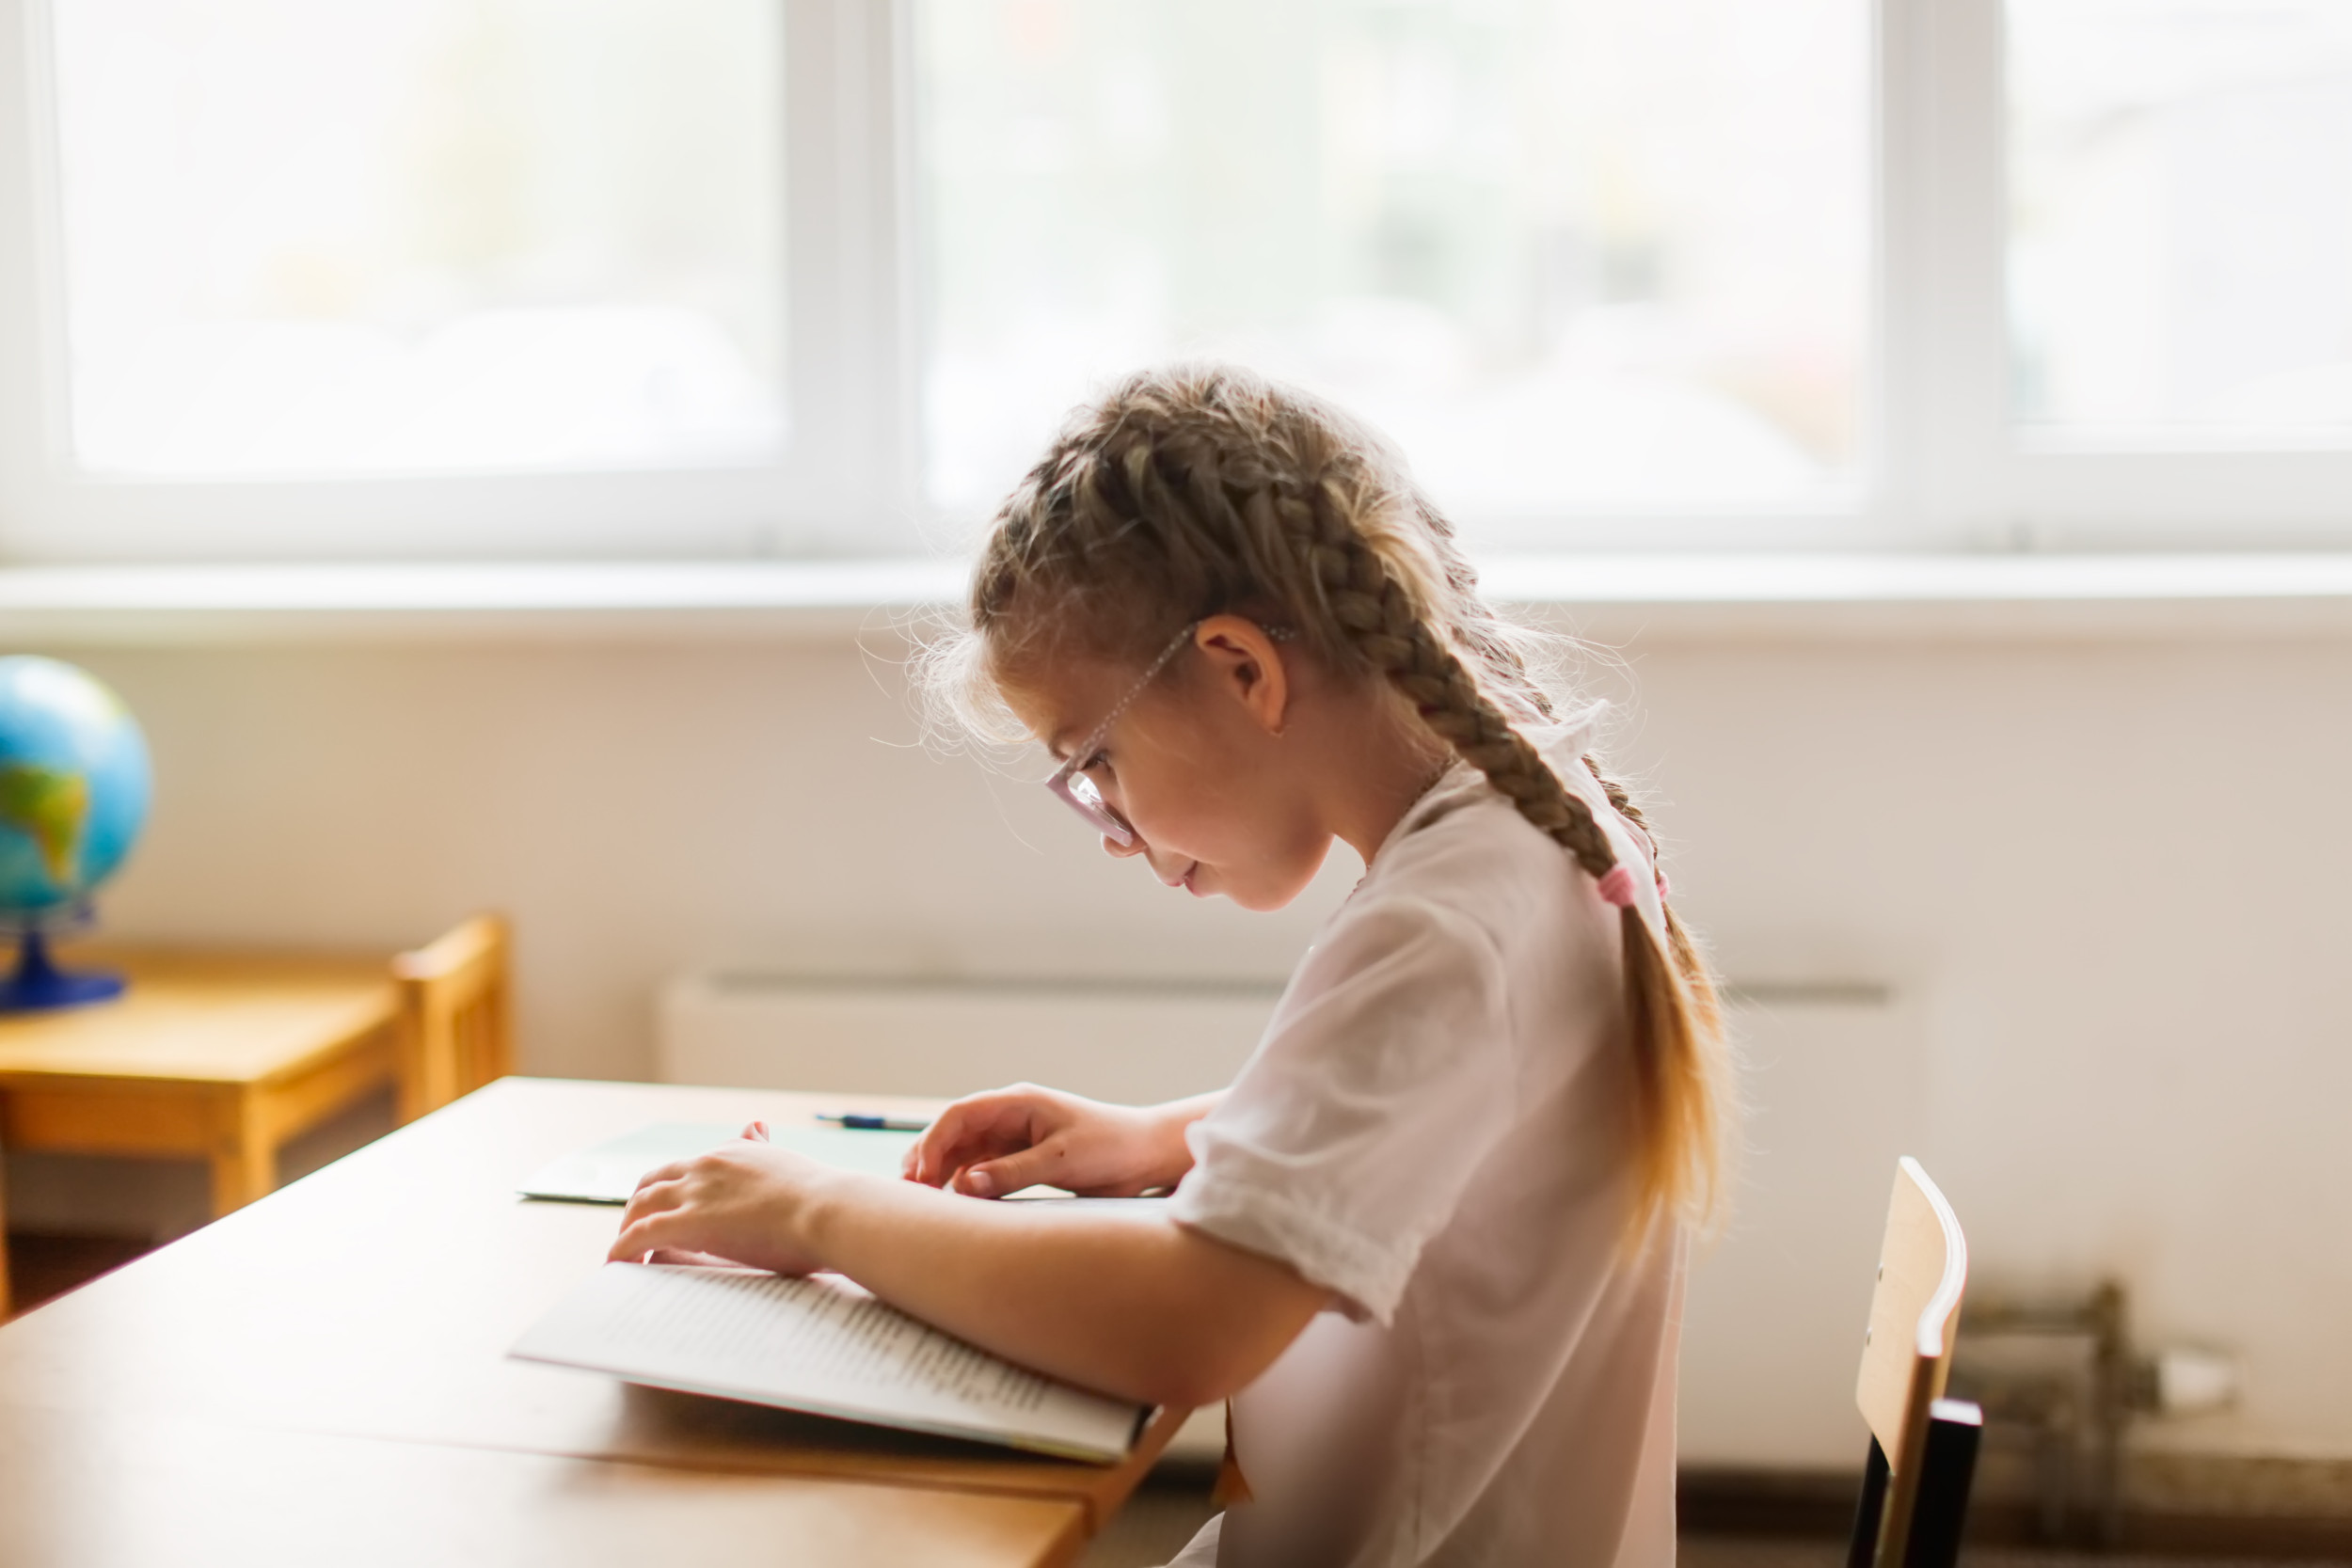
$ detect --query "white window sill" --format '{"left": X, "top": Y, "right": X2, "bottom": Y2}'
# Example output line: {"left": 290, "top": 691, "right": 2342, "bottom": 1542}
{"left": 0, "top": 554, "right": 2348, "bottom": 645}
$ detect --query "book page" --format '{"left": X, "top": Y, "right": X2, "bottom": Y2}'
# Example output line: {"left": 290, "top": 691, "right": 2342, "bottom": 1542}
{"left": 512, "top": 1263, "right": 1145, "bottom": 1462}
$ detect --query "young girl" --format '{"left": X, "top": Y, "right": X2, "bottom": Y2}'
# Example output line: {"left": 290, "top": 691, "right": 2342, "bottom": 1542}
{"left": 611, "top": 364, "right": 1732, "bottom": 1567}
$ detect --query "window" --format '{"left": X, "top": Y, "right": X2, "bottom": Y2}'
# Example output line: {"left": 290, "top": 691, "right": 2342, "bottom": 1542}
{"left": 2010, "top": 0, "right": 2352, "bottom": 448}
{"left": 0, "top": 0, "right": 820, "bottom": 558}
{"left": 0, "top": 0, "right": 2346, "bottom": 561}
{"left": 49, "top": 0, "right": 788, "bottom": 480}
{"left": 917, "top": 0, "right": 1869, "bottom": 540}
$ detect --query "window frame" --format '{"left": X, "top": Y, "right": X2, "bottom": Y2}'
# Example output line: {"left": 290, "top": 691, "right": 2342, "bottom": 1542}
{"left": 1891, "top": 0, "right": 2352, "bottom": 551}
{"left": 0, "top": 0, "right": 2348, "bottom": 563}
{"left": 0, "top": 0, "right": 925, "bottom": 562}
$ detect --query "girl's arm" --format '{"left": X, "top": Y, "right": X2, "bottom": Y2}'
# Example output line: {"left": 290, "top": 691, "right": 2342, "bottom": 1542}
{"left": 610, "top": 1142, "right": 1323, "bottom": 1409}
{"left": 905, "top": 1085, "right": 1225, "bottom": 1198}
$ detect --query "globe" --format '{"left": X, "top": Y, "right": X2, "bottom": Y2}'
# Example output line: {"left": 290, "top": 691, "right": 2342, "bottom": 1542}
{"left": 0, "top": 657, "right": 151, "bottom": 1010}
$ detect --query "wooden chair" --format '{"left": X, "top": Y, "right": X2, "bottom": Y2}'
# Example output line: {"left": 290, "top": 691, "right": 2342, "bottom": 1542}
{"left": 392, "top": 915, "right": 513, "bottom": 1124}
{"left": 1848, "top": 1157, "right": 1982, "bottom": 1568}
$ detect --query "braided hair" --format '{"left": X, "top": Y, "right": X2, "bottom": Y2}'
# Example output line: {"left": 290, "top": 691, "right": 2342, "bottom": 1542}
{"left": 947, "top": 363, "right": 1730, "bottom": 1230}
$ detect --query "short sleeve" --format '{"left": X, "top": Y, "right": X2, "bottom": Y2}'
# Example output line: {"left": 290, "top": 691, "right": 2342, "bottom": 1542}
{"left": 1167, "top": 895, "right": 1513, "bottom": 1326}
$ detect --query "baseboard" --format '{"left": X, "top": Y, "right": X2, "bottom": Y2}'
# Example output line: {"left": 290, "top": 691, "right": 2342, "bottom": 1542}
{"left": 1679, "top": 1461, "right": 2352, "bottom": 1559}
{"left": 1678, "top": 1467, "right": 1860, "bottom": 1539}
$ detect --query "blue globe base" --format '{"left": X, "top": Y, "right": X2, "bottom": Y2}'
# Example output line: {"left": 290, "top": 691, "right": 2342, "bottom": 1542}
{"left": 0, "top": 929, "right": 125, "bottom": 1012}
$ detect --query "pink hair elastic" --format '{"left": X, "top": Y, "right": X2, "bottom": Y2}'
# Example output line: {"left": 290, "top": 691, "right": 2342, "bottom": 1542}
{"left": 1596, "top": 864, "right": 1639, "bottom": 909}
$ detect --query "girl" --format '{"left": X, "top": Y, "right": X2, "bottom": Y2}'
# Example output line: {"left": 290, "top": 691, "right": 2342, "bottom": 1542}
{"left": 611, "top": 364, "right": 1732, "bottom": 1567}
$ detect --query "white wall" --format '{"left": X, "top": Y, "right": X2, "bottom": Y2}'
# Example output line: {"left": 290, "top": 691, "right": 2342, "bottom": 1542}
{"left": 5, "top": 625, "right": 2346, "bottom": 1464}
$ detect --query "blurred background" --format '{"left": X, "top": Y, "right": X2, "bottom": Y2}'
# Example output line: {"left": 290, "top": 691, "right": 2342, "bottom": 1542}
{"left": 1, "top": 0, "right": 2349, "bottom": 1554}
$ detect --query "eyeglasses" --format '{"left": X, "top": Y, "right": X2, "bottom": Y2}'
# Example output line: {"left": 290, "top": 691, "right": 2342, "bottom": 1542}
{"left": 1043, "top": 620, "right": 1294, "bottom": 847}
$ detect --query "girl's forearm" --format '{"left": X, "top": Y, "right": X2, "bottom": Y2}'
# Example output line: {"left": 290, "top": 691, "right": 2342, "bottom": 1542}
{"left": 1142, "top": 1090, "right": 1226, "bottom": 1184}
{"left": 801, "top": 1168, "right": 1321, "bottom": 1408}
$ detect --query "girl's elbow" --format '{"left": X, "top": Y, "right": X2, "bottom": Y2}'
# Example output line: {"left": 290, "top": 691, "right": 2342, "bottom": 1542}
{"left": 1132, "top": 1302, "right": 1321, "bottom": 1408}
{"left": 1121, "top": 1227, "right": 1328, "bottom": 1408}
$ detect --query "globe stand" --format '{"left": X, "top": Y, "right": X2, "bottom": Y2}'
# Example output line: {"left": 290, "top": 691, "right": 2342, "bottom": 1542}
{"left": 0, "top": 927, "right": 124, "bottom": 1012}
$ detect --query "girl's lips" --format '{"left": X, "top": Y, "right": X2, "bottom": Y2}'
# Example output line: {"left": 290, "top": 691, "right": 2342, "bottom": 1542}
{"left": 1182, "top": 862, "right": 1202, "bottom": 895}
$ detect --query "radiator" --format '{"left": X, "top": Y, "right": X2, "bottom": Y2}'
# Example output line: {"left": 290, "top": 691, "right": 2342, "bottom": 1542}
{"left": 1680, "top": 982, "right": 1921, "bottom": 1466}
{"left": 657, "top": 972, "right": 1284, "bottom": 1104}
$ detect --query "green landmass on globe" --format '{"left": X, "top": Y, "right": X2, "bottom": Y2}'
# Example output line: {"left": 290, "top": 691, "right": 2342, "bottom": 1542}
{"left": 0, "top": 761, "right": 89, "bottom": 891}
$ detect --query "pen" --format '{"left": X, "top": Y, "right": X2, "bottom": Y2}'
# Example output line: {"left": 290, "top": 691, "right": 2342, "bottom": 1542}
{"left": 818, "top": 1113, "right": 930, "bottom": 1132}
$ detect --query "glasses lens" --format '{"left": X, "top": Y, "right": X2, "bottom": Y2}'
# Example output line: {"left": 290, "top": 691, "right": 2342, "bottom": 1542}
{"left": 1057, "top": 768, "right": 1133, "bottom": 844}
{"left": 1067, "top": 771, "right": 1114, "bottom": 827}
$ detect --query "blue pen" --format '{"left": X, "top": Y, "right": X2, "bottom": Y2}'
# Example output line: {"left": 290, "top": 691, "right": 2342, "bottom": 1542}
{"left": 818, "top": 1113, "right": 930, "bottom": 1132}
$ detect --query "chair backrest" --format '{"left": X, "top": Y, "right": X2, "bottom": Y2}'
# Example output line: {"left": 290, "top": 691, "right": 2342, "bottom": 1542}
{"left": 391, "top": 914, "right": 512, "bottom": 1123}
{"left": 1849, "top": 1157, "right": 1979, "bottom": 1568}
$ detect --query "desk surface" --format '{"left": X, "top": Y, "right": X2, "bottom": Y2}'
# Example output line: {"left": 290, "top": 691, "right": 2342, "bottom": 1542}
{"left": 0, "top": 1077, "right": 1184, "bottom": 1565}
{"left": 0, "top": 944, "right": 396, "bottom": 1085}
{"left": 0, "top": 1407, "right": 1089, "bottom": 1568}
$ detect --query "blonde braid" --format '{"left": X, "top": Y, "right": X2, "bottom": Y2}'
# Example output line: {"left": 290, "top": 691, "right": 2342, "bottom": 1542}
{"left": 1263, "top": 484, "right": 1728, "bottom": 1230}
{"left": 1285, "top": 486, "right": 1624, "bottom": 879}
{"left": 1581, "top": 755, "right": 1725, "bottom": 1027}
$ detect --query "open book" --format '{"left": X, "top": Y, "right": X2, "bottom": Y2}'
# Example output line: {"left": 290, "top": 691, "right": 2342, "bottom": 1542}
{"left": 512, "top": 1262, "right": 1150, "bottom": 1462}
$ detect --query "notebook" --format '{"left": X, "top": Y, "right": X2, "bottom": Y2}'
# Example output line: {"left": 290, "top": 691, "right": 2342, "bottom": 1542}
{"left": 518, "top": 1121, "right": 923, "bottom": 1203}
{"left": 516, "top": 1119, "right": 1146, "bottom": 1205}
{"left": 511, "top": 1261, "right": 1151, "bottom": 1462}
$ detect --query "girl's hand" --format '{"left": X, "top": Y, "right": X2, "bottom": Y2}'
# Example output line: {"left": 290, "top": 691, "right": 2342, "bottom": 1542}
{"left": 902, "top": 1085, "right": 1200, "bottom": 1198}
{"left": 607, "top": 1121, "right": 836, "bottom": 1275}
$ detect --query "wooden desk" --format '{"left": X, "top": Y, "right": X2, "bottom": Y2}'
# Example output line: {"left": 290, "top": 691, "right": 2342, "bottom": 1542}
{"left": 0, "top": 1077, "right": 1185, "bottom": 1566}
{"left": 0, "top": 1409, "right": 1089, "bottom": 1568}
{"left": 0, "top": 945, "right": 401, "bottom": 1216}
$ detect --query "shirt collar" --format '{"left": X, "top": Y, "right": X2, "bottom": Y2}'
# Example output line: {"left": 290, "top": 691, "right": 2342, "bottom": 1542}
{"left": 1369, "top": 702, "right": 1670, "bottom": 941}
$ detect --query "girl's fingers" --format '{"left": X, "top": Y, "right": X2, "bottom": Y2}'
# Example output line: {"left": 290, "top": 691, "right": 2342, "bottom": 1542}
{"left": 910, "top": 1110, "right": 997, "bottom": 1185}
{"left": 629, "top": 1158, "right": 692, "bottom": 1198}
{"left": 923, "top": 1136, "right": 1020, "bottom": 1192}
{"left": 741, "top": 1120, "right": 771, "bottom": 1142}
{"left": 908, "top": 1086, "right": 1067, "bottom": 1187}
{"left": 610, "top": 1207, "right": 699, "bottom": 1262}
{"left": 916, "top": 1101, "right": 991, "bottom": 1161}
{"left": 958, "top": 1139, "right": 1064, "bottom": 1199}
{"left": 644, "top": 1246, "right": 737, "bottom": 1267}
{"left": 617, "top": 1174, "right": 691, "bottom": 1230}
{"left": 905, "top": 1114, "right": 956, "bottom": 1184}
{"left": 931, "top": 1097, "right": 1054, "bottom": 1182}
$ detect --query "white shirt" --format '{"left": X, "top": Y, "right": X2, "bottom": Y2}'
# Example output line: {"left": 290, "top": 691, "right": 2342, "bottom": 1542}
{"left": 1165, "top": 721, "right": 1683, "bottom": 1568}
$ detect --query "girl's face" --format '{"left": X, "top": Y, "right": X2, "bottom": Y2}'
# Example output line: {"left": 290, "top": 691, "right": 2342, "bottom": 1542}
{"left": 1000, "top": 620, "right": 1338, "bottom": 912}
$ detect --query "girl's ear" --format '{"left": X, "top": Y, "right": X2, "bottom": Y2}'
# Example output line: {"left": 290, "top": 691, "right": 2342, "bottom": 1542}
{"left": 1192, "top": 615, "right": 1292, "bottom": 737}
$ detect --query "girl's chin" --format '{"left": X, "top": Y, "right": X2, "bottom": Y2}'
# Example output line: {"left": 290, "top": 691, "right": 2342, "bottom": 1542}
{"left": 1216, "top": 878, "right": 1308, "bottom": 914}
{"left": 1171, "top": 857, "right": 1313, "bottom": 911}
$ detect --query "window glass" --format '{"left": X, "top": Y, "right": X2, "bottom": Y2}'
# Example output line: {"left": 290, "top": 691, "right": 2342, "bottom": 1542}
{"left": 2011, "top": 0, "right": 2352, "bottom": 446}
{"left": 47, "top": 0, "right": 787, "bottom": 478}
{"left": 916, "top": 0, "right": 1868, "bottom": 531}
